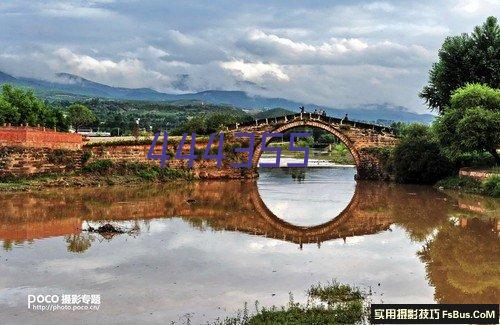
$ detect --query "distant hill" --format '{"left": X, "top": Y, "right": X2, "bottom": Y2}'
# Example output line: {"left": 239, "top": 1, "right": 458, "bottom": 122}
{"left": 0, "top": 70, "right": 435, "bottom": 124}
{"left": 253, "top": 108, "right": 295, "bottom": 119}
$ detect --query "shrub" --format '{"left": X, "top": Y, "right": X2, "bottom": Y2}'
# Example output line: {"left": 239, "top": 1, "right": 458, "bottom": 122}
{"left": 82, "top": 159, "right": 114, "bottom": 174}
{"left": 436, "top": 176, "right": 482, "bottom": 194}
{"left": 81, "top": 151, "right": 92, "bottom": 165}
{"left": 81, "top": 160, "right": 193, "bottom": 181}
{"left": 393, "top": 124, "right": 453, "bottom": 184}
{"left": 217, "top": 281, "right": 366, "bottom": 325}
{"left": 482, "top": 176, "right": 500, "bottom": 198}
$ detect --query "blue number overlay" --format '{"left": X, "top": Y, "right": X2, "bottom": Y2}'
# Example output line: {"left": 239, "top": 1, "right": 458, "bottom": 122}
{"left": 287, "top": 132, "right": 311, "bottom": 167}
{"left": 259, "top": 132, "right": 283, "bottom": 168}
{"left": 175, "top": 133, "right": 197, "bottom": 168}
{"left": 147, "top": 131, "right": 170, "bottom": 168}
{"left": 230, "top": 132, "right": 255, "bottom": 168}
{"left": 203, "top": 133, "right": 225, "bottom": 168}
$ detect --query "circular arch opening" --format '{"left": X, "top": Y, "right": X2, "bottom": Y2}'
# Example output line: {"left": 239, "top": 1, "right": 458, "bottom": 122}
{"left": 252, "top": 119, "right": 359, "bottom": 227}
{"left": 251, "top": 119, "right": 361, "bottom": 170}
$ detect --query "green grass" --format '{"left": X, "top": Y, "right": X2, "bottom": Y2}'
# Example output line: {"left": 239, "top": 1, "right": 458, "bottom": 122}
{"left": 209, "top": 281, "right": 367, "bottom": 325}
{"left": 0, "top": 160, "right": 193, "bottom": 191}
{"left": 482, "top": 176, "right": 500, "bottom": 197}
{"left": 81, "top": 160, "right": 193, "bottom": 181}
{"left": 436, "top": 175, "right": 500, "bottom": 197}
{"left": 486, "top": 166, "right": 500, "bottom": 174}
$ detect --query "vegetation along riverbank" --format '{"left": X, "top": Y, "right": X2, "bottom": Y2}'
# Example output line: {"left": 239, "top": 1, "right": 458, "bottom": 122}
{"left": 0, "top": 17, "right": 499, "bottom": 197}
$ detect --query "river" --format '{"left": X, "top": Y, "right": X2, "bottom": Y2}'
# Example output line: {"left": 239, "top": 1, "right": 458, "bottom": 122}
{"left": 0, "top": 167, "right": 498, "bottom": 324}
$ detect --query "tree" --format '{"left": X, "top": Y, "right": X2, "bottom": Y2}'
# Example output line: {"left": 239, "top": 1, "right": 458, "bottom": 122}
{"left": 173, "top": 115, "right": 206, "bottom": 135}
{"left": 0, "top": 84, "right": 70, "bottom": 130}
{"left": 67, "top": 103, "right": 96, "bottom": 130}
{"left": 434, "top": 84, "right": 500, "bottom": 164}
{"left": 205, "top": 113, "right": 237, "bottom": 133}
{"left": 393, "top": 124, "right": 453, "bottom": 184}
{"left": 0, "top": 84, "right": 46, "bottom": 126}
{"left": 0, "top": 95, "right": 20, "bottom": 125}
{"left": 420, "top": 16, "right": 500, "bottom": 113}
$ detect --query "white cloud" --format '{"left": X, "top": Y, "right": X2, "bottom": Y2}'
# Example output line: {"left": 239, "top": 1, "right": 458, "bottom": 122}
{"left": 38, "top": 2, "right": 116, "bottom": 18}
{"left": 165, "top": 30, "right": 196, "bottom": 46}
{"left": 52, "top": 48, "right": 171, "bottom": 89}
{"left": 220, "top": 60, "right": 290, "bottom": 82}
{"left": 238, "top": 30, "right": 432, "bottom": 68}
{"left": 452, "top": 0, "right": 499, "bottom": 15}
{"left": 363, "top": 1, "right": 395, "bottom": 12}
{"left": 0, "top": 0, "right": 492, "bottom": 112}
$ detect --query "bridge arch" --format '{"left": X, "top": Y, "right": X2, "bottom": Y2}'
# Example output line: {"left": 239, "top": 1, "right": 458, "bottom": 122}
{"left": 249, "top": 181, "right": 362, "bottom": 244}
{"left": 251, "top": 119, "right": 361, "bottom": 169}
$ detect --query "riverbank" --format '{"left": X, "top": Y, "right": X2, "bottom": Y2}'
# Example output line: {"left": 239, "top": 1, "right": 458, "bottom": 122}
{"left": 0, "top": 157, "right": 356, "bottom": 192}
{"left": 436, "top": 174, "right": 500, "bottom": 198}
{"left": 210, "top": 281, "right": 367, "bottom": 324}
{"left": 0, "top": 160, "right": 194, "bottom": 192}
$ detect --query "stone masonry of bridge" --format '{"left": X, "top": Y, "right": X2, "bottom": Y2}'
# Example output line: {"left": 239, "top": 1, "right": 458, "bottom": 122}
{"left": 228, "top": 113, "right": 398, "bottom": 180}
{"left": 0, "top": 114, "right": 397, "bottom": 180}
{"left": 0, "top": 181, "right": 394, "bottom": 245}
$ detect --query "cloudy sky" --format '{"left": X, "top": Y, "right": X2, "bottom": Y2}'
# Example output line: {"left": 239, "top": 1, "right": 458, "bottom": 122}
{"left": 0, "top": 0, "right": 497, "bottom": 113}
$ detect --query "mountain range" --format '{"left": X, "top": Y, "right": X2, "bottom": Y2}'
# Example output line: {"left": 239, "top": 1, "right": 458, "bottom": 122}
{"left": 0, "top": 71, "right": 435, "bottom": 124}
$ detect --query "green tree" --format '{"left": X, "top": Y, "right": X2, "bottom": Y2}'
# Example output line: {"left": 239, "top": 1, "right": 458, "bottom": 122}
{"left": 0, "top": 84, "right": 46, "bottom": 126}
{"left": 393, "top": 124, "right": 453, "bottom": 184}
{"left": 0, "top": 84, "right": 69, "bottom": 130}
{"left": 67, "top": 103, "right": 96, "bottom": 131}
{"left": 0, "top": 95, "right": 20, "bottom": 125}
{"left": 434, "top": 84, "right": 500, "bottom": 164}
{"left": 420, "top": 16, "right": 500, "bottom": 112}
{"left": 173, "top": 115, "right": 206, "bottom": 135}
{"left": 205, "top": 113, "right": 237, "bottom": 133}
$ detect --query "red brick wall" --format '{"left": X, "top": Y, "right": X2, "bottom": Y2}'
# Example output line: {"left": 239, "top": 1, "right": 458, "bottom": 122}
{"left": 0, "top": 147, "right": 82, "bottom": 177}
{"left": 0, "top": 126, "right": 83, "bottom": 150}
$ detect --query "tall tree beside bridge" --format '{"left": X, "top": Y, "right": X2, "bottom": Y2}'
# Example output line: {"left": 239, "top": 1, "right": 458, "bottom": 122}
{"left": 420, "top": 16, "right": 500, "bottom": 113}
{"left": 434, "top": 84, "right": 500, "bottom": 164}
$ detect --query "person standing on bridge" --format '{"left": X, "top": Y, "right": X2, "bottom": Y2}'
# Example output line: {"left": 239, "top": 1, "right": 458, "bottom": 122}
{"left": 300, "top": 106, "right": 305, "bottom": 113}
{"left": 343, "top": 113, "right": 349, "bottom": 122}
{"left": 322, "top": 110, "right": 327, "bottom": 117}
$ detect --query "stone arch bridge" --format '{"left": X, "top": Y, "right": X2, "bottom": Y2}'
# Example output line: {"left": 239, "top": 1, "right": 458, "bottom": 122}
{"left": 0, "top": 181, "right": 394, "bottom": 246}
{"left": 228, "top": 113, "right": 398, "bottom": 180}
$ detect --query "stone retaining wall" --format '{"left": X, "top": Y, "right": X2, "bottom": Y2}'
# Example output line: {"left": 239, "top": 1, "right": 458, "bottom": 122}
{"left": 0, "top": 146, "right": 82, "bottom": 177}
{"left": 459, "top": 168, "right": 497, "bottom": 180}
{"left": 84, "top": 142, "right": 255, "bottom": 179}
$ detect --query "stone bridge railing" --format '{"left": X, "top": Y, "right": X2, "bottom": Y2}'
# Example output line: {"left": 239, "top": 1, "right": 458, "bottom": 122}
{"left": 228, "top": 113, "right": 398, "bottom": 180}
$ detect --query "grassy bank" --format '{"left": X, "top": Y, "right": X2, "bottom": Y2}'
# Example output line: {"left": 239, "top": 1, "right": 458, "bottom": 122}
{"left": 209, "top": 281, "right": 368, "bottom": 325}
{"left": 0, "top": 160, "right": 193, "bottom": 192}
{"left": 436, "top": 175, "right": 500, "bottom": 198}
{"left": 270, "top": 142, "right": 355, "bottom": 165}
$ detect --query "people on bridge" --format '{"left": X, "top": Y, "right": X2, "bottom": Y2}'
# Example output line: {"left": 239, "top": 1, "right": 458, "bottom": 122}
{"left": 322, "top": 110, "right": 327, "bottom": 116}
{"left": 313, "top": 108, "right": 318, "bottom": 114}
{"left": 299, "top": 106, "right": 305, "bottom": 113}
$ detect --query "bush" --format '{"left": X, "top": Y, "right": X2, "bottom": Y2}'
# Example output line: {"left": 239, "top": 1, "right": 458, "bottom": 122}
{"left": 216, "top": 281, "right": 366, "bottom": 325}
{"left": 393, "top": 124, "right": 453, "bottom": 184}
{"left": 81, "top": 160, "right": 193, "bottom": 181}
{"left": 436, "top": 175, "right": 500, "bottom": 197}
{"left": 482, "top": 176, "right": 500, "bottom": 198}
{"left": 82, "top": 159, "right": 114, "bottom": 174}
{"left": 436, "top": 176, "right": 482, "bottom": 194}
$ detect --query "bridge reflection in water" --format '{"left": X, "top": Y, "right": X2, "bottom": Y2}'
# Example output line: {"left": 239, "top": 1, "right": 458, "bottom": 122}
{"left": 0, "top": 177, "right": 498, "bottom": 304}
{"left": 0, "top": 179, "right": 497, "bottom": 244}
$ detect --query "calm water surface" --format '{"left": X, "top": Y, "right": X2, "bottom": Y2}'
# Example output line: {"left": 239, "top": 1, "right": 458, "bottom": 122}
{"left": 0, "top": 167, "right": 498, "bottom": 324}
